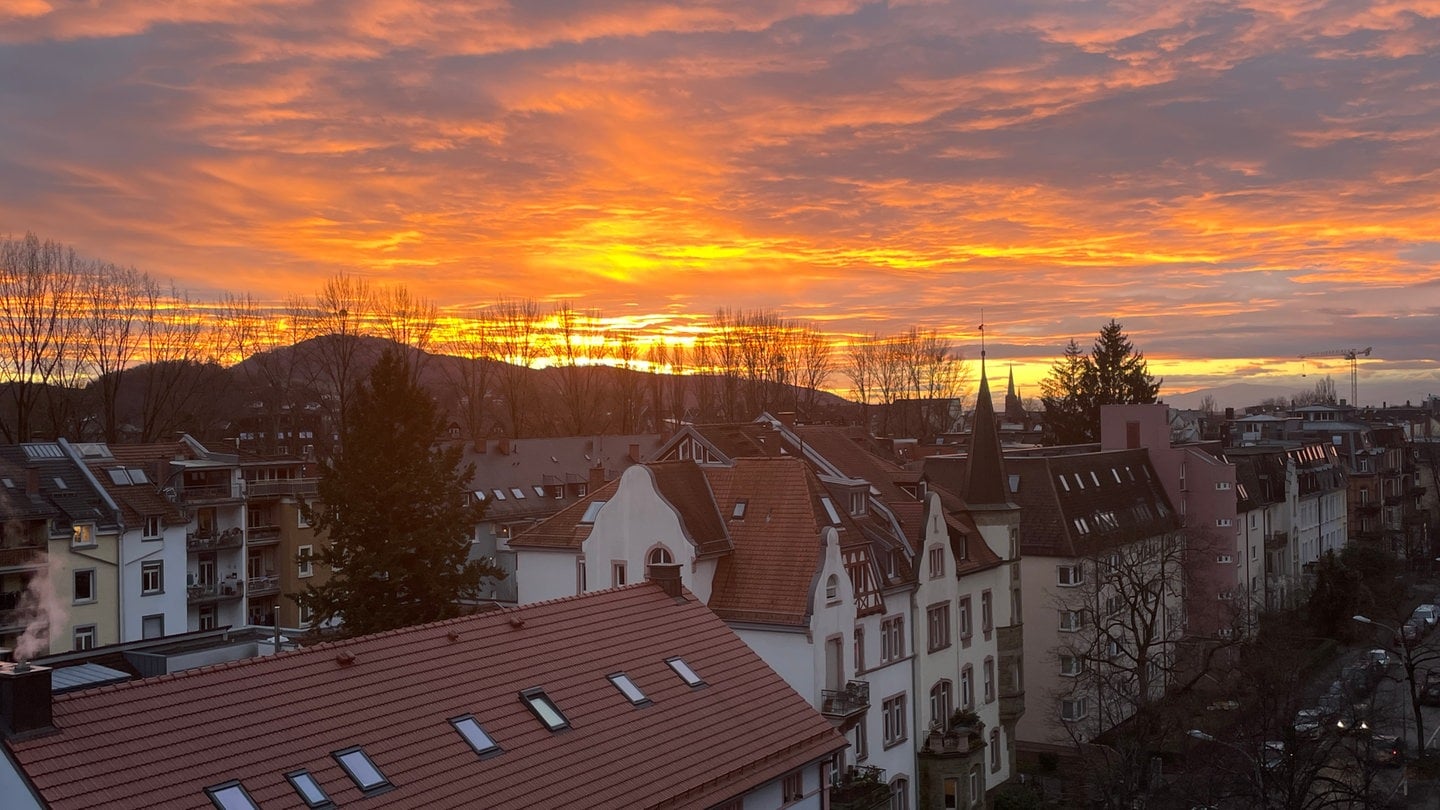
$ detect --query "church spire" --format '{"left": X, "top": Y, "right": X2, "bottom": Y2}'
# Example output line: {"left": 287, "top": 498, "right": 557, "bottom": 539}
{"left": 965, "top": 345, "right": 1010, "bottom": 507}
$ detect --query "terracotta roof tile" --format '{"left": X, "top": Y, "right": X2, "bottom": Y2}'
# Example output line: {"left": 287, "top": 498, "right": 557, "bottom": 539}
{"left": 7, "top": 584, "right": 845, "bottom": 810}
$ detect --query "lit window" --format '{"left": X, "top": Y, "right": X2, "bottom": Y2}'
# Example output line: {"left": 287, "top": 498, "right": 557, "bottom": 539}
{"left": 284, "top": 770, "right": 332, "bottom": 808}
{"left": 666, "top": 656, "right": 705, "bottom": 687}
{"left": 521, "top": 688, "right": 571, "bottom": 730}
{"left": 451, "top": 715, "right": 502, "bottom": 756}
{"left": 608, "top": 672, "right": 650, "bottom": 705}
{"left": 72, "top": 523, "right": 95, "bottom": 547}
{"left": 580, "top": 501, "right": 607, "bottom": 524}
{"left": 205, "top": 781, "right": 259, "bottom": 810}
{"left": 334, "top": 748, "right": 390, "bottom": 793}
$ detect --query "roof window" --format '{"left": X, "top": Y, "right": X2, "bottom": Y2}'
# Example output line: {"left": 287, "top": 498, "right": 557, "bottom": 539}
{"left": 54, "top": 477, "right": 68, "bottom": 490}
{"left": 107, "top": 468, "right": 131, "bottom": 485}
{"left": 492, "top": 489, "right": 506, "bottom": 500}
{"left": 128, "top": 468, "right": 148, "bottom": 484}
{"left": 474, "top": 490, "right": 486, "bottom": 501}
{"left": 731, "top": 500, "right": 747, "bottom": 520}
{"left": 205, "top": 781, "right": 259, "bottom": 810}
{"left": 580, "top": 500, "right": 607, "bottom": 524}
{"left": 511, "top": 487, "right": 526, "bottom": 499}
{"left": 666, "top": 656, "right": 705, "bottom": 687}
{"left": 333, "top": 747, "right": 391, "bottom": 793}
{"left": 820, "top": 496, "right": 842, "bottom": 525}
{"left": 1058, "top": 476, "right": 1070, "bottom": 492}
{"left": 533, "top": 485, "right": 546, "bottom": 497}
{"left": 608, "top": 672, "right": 651, "bottom": 705}
{"left": 1008, "top": 474, "right": 1020, "bottom": 493}
{"left": 284, "top": 770, "right": 332, "bottom": 808}
{"left": 521, "top": 688, "right": 571, "bottom": 731}
{"left": 451, "top": 715, "right": 502, "bottom": 756}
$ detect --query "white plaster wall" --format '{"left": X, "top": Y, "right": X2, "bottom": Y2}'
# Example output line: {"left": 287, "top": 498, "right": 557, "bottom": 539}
{"left": 120, "top": 525, "right": 187, "bottom": 641}
{"left": 515, "top": 549, "right": 584, "bottom": 603}
{"left": 1016, "top": 553, "right": 1064, "bottom": 745}
{"left": 736, "top": 625, "right": 816, "bottom": 701}
{"left": 582, "top": 466, "right": 698, "bottom": 592}
{"left": 856, "top": 594, "right": 917, "bottom": 804}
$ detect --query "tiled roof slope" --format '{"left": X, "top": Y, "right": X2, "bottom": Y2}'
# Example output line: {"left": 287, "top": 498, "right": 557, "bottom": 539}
{"left": 648, "top": 461, "right": 731, "bottom": 558}
{"left": 0, "top": 445, "right": 112, "bottom": 526}
{"left": 706, "top": 458, "right": 827, "bottom": 627}
{"left": 686, "top": 423, "right": 783, "bottom": 461}
{"left": 506, "top": 477, "right": 622, "bottom": 548}
{"left": 462, "top": 434, "right": 659, "bottom": 522}
{"left": 7, "top": 584, "right": 846, "bottom": 810}
{"left": 72, "top": 444, "right": 185, "bottom": 527}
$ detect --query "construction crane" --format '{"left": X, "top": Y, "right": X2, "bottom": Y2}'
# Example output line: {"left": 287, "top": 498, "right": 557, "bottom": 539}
{"left": 1298, "top": 347, "right": 1373, "bottom": 406}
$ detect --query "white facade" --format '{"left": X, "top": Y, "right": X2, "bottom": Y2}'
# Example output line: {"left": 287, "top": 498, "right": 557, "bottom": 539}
{"left": 119, "top": 523, "right": 189, "bottom": 641}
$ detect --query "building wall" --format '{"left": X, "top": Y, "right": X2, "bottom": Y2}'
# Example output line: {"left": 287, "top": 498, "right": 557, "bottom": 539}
{"left": 1016, "top": 552, "right": 1067, "bottom": 745}
{"left": 53, "top": 528, "right": 120, "bottom": 652}
{"left": 120, "top": 525, "right": 188, "bottom": 642}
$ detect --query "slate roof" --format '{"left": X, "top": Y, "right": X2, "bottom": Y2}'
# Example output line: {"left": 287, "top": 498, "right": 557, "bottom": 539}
{"left": 963, "top": 367, "right": 1011, "bottom": 507}
{"left": 70, "top": 443, "right": 185, "bottom": 528}
{"left": 462, "top": 434, "right": 661, "bottom": 524}
{"left": 6, "top": 583, "right": 846, "bottom": 810}
{"left": 0, "top": 444, "right": 114, "bottom": 529}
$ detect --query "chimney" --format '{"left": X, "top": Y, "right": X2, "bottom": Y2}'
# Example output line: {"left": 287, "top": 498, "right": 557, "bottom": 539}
{"left": 498, "top": 437, "right": 512, "bottom": 456}
{"left": 475, "top": 439, "right": 487, "bottom": 454}
{"left": 589, "top": 463, "right": 606, "bottom": 490}
{"left": 25, "top": 469, "right": 38, "bottom": 496}
{"left": 0, "top": 662, "right": 53, "bottom": 738}
{"left": 646, "top": 563, "right": 684, "bottom": 598}
{"left": 777, "top": 411, "right": 797, "bottom": 427}
{"left": 628, "top": 443, "right": 641, "bottom": 463}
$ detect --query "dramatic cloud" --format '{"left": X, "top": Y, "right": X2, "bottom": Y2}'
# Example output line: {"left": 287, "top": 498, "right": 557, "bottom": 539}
{"left": 2, "top": 0, "right": 1438, "bottom": 402}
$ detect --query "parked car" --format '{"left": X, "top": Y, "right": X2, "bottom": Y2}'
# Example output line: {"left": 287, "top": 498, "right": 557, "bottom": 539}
{"left": 1340, "top": 661, "right": 1379, "bottom": 694}
{"left": 1421, "top": 670, "right": 1440, "bottom": 707}
{"left": 1261, "top": 740, "right": 1287, "bottom": 771}
{"left": 1413, "top": 604, "right": 1438, "bottom": 628}
{"left": 1294, "top": 707, "right": 1327, "bottom": 738}
{"left": 1402, "top": 618, "right": 1427, "bottom": 645}
{"left": 1367, "top": 648, "right": 1392, "bottom": 675}
{"left": 1366, "top": 734, "right": 1406, "bottom": 767}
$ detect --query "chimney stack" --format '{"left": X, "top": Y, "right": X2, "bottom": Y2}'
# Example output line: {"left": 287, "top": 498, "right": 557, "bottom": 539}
{"left": 25, "top": 469, "right": 38, "bottom": 496}
{"left": 646, "top": 563, "right": 684, "bottom": 599}
{"left": 0, "top": 662, "right": 53, "bottom": 738}
{"left": 498, "top": 437, "right": 512, "bottom": 456}
{"left": 628, "top": 443, "right": 641, "bottom": 463}
{"left": 589, "top": 463, "right": 606, "bottom": 491}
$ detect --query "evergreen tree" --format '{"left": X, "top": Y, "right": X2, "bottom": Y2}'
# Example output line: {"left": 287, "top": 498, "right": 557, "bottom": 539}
{"left": 295, "top": 347, "right": 503, "bottom": 636}
{"left": 1040, "top": 321, "right": 1161, "bottom": 444}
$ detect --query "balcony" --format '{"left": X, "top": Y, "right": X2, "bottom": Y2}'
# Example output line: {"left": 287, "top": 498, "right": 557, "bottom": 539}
{"left": 187, "top": 527, "right": 244, "bottom": 552}
{"left": 247, "top": 575, "right": 280, "bottom": 597}
{"left": 183, "top": 482, "right": 244, "bottom": 503}
{"left": 1264, "top": 531, "right": 1289, "bottom": 551}
{"left": 997, "top": 624, "right": 1026, "bottom": 725}
{"left": 821, "top": 680, "right": 870, "bottom": 728}
{"left": 830, "top": 766, "right": 889, "bottom": 810}
{"left": 0, "top": 542, "right": 45, "bottom": 571}
{"left": 247, "top": 478, "right": 320, "bottom": 499}
{"left": 0, "top": 589, "right": 26, "bottom": 632}
{"left": 246, "top": 526, "right": 282, "bottom": 546}
{"left": 187, "top": 581, "right": 244, "bottom": 604}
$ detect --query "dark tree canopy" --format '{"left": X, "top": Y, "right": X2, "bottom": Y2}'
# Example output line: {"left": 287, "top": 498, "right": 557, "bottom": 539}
{"left": 1040, "top": 320, "right": 1161, "bottom": 444}
{"left": 295, "top": 347, "right": 503, "bottom": 637}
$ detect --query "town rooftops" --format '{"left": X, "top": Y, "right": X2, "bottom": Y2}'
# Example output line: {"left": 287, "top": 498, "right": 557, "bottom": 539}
{"left": 4, "top": 581, "right": 846, "bottom": 810}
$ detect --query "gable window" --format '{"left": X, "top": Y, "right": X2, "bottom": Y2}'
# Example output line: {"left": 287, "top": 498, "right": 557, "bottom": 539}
{"left": 883, "top": 694, "right": 907, "bottom": 746}
{"left": 73, "top": 624, "right": 96, "bottom": 651}
{"left": 928, "top": 546, "right": 945, "bottom": 578}
{"left": 520, "top": 688, "right": 571, "bottom": 731}
{"left": 927, "top": 603, "right": 951, "bottom": 652}
{"left": 74, "top": 569, "right": 96, "bottom": 604}
{"left": 284, "top": 770, "right": 332, "bottom": 808}
{"left": 608, "top": 672, "right": 651, "bottom": 706}
{"left": 611, "top": 561, "right": 627, "bottom": 587}
{"left": 1057, "top": 564, "right": 1083, "bottom": 587}
{"left": 782, "top": 770, "right": 804, "bottom": 803}
{"left": 333, "top": 747, "right": 391, "bottom": 793}
{"left": 666, "top": 656, "right": 705, "bottom": 687}
{"left": 143, "top": 514, "right": 162, "bottom": 539}
{"left": 646, "top": 546, "right": 674, "bottom": 566}
{"left": 825, "top": 574, "right": 840, "bottom": 602}
{"left": 205, "top": 781, "right": 260, "bottom": 810}
{"left": 451, "top": 715, "right": 502, "bottom": 756}
{"left": 71, "top": 523, "right": 96, "bottom": 548}
{"left": 298, "top": 545, "right": 314, "bottom": 577}
{"left": 141, "top": 561, "right": 164, "bottom": 595}
{"left": 881, "top": 615, "right": 905, "bottom": 661}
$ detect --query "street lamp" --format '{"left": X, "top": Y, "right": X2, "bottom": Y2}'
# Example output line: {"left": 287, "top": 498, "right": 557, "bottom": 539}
{"left": 1188, "top": 729, "right": 1263, "bottom": 801}
{"left": 1353, "top": 614, "right": 1426, "bottom": 758}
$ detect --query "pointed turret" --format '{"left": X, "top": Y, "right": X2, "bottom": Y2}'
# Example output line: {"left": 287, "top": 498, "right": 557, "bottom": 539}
{"left": 1004, "top": 364, "right": 1025, "bottom": 420}
{"left": 964, "top": 363, "right": 1011, "bottom": 506}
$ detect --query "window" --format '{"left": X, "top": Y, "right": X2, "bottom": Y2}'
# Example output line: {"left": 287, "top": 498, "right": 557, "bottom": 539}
{"left": 927, "top": 603, "right": 951, "bottom": 652}
{"left": 608, "top": 672, "right": 650, "bottom": 705}
{"left": 930, "top": 680, "right": 953, "bottom": 728}
{"left": 882, "top": 615, "right": 905, "bottom": 661}
{"left": 298, "top": 501, "right": 312, "bottom": 528}
{"left": 782, "top": 770, "right": 804, "bottom": 803}
{"left": 928, "top": 545, "right": 945, "bottom": 578}
{"left": 1061, "top": 697, "right": 1088, "bottom": 721}
{"left": 334, "top": 747, "right": 390, "bottom": 793}
{"left": 611, "top": 561, "right": 627, "bottom": 587}
{"left": 142, "top": 561, "right": 164, "bottom": 595}
{"left": 142, "top": 614, "right": 164, "bottom": 639}
{"left": 820, "top": 496, "right": 843, "bottom": 525}
{"left": 491, "top": 489, "right": 506, "bottom": 501}
{"left": 825, "top": 574, "right": 839, "bottom": 601}
{"left": 1216, "top": 518, "right": 1232, "bottom": 527}
{"left": 73, "top": 624, "right": 96, "bottom": 651}
{"left": 944, "top": 777, "right": 960, "bottom": 810}
{"left": 580, "top": 501, "right": 607, "bottom": 524}
{"left": 1057, "top": 564, "right": 1083, "bottom": 587}
{"left": 854, "top": 719, "right": 868, "bottom": 761}
{"left": 299, "top": 602, "right": 314, "bottom": 625}
{"left": 510, "top": 487, "right": 526, "bottom": 500}
{"left": 990, "top": 728, "right": 1002, "bottom": 772}
{"left": 451, "top": 715, "right": 502, "bottom": 756}
{"left": 1216, "top": 554, "right": 1233, "bottom": 564}
{"left": 1216, "top": 481, "right": 1231, "bottom": 490}
{"left": 1059, "top": 610, "right": 1081, "bottom": 632}
{"left": 850, "top": 490, "right": 866, "bottom": 516}
{"left": 520, "top": 688, "right": 571, "bottom": 730}
{"left": 71, "top": 523, "right": 96, "bottom": 548}
{"left": 984, "top": 657, "right": 995, "bottom": 703}
{"left": 205, "top": 781, "right": 259, "bottom": 810}
{"left": 298, "top": 545, "right": 314, "bottom": 577}
{"left": 959, "top": 597, "right": 973, "bottom": 645}
{"left": 883, "top": 694, "right": 907, "bottom": 746}
{"left": 143, "top": 514, "right": 162, "bottom": 539}
{"left": 961, "top": 665, "right": 974, "bottom": 709}
{"left": 854, "top": 625, "right": 865, "bottom": 672}
{"left": 646, "top": 546, "right": 674, "bottom": 566}
{"left": 74, "top": 569, "right": 96, "bottom": 603}
{"left": 666, "top": 656, "right": 705, "bottom": 687}
{"left": 285, "top": 770, "right": 332, "bottom": 808}
{"left": 981, "top": 590, "right": 993, "bottom": 638}
{"left": 199, "top": 604, "right": 217, "bottom": 631}
{"left": 732, "top": 500, "right": 747, "bottom": 520}
{"left": 1060, "top": 654, "right": 1082, "bottom": 676}
{"left": 969, "top": 768, "right": 983, "bottom": 807}
{"left": 892, "top": 777, "right": 910, "bottom": 810}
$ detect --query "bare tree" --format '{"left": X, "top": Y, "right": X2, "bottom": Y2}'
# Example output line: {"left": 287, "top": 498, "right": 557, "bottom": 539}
{"left": 792, "top": 325, "right": 833, "bottom": 416}
{"left": 438, "top": 305, "right": 497, "bottom": 441}
{"left": 842, "top": 333, "right": 880, "bottom": 429}
{"left": 0, "top": 233, "right": 83, "bottom": 442}
{"left": 550, "top": 301, "right": 607, "bottom": 434}
{"left": 377, "top": 284, "right": 438, "bottom": 383}
{"left": 304, "top": 272, "right": 374, "bottom": 447}
{"left": 490, "top": 298, "right": 545, "bottom": 437}
{"left": 221, "top": 292, "right": 310, "bottom": 454}
{"left": 609, "top": 331, "right": 645, "bottom": 434}
{"left": 135, "top": 281, "right": 229, "bottom": 442}
{"left": 83, "top": 262, "right": 147, "bottom": 443}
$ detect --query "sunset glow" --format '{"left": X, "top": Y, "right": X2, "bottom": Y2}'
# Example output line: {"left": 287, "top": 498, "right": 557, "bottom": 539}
{"left": 3, "top": 1, "right": 1439, "bottom": 404}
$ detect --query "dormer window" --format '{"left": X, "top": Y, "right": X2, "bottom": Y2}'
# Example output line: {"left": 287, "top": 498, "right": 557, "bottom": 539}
{"left": 521, "top": 688, "right": 571, "bottom": 731}
{"left": 849, "top": 490, "right": 866, "bottom": 516}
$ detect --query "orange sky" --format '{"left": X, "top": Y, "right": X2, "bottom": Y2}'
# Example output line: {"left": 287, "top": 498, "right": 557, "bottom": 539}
{"left": 2, "top": 0, "right": 1439, "bottom": 406}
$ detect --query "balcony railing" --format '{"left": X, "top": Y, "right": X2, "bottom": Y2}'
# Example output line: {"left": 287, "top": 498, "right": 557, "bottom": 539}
{"left": 830, "top": 766, "right": 889, "bottom": 810}
{"left": 184, "top": 482, "right": 244, "bottom": 501}
{"left": 821, "top": 680, "right": 870, "bottom": 720}
{"left": 187, "top": 528, "right": 244, "bottom": 552}
{"left": 187, "top": 581, "right": 244, "bottom": 604}
{"left": 247, "top": 575, "right": 280, "bottom": 597}
{"left": 0, "top": 543, "right": 46, "bottom": 570}
{"left": 246, "top": 478, "right": 320, "bottom": 499}
{"left": 246, "top": 526, "right": 282, "bottom": 545}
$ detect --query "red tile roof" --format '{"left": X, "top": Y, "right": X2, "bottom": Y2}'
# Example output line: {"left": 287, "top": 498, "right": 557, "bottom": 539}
{"left": 6, "top": 584, "right": 846, "bottom": 810}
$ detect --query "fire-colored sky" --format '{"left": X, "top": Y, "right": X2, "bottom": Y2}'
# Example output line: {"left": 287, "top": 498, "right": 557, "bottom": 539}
{"left": 3, "top": 0, "right": 1439, "bottom": 404}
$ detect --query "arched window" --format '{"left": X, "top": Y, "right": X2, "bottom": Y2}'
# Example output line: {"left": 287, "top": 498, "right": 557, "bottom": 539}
{"left": 825, "top": 574, "right": 839, "bottom": 600}
{"left": 647, "top": 546, "right": 674, "bottom": 566}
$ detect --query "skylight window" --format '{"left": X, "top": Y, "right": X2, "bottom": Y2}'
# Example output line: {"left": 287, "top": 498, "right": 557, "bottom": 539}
{"left": 474, "top": 490, "right": 486, "bottom": 501}
{"left": 579, "top": 500, "right": 606, "bottom": 524}
{"left": 511, "top": 487, "right": 526, "bottom": 499}
{"left": 451, "top": 715, "right": 502, "bottom": 756}
{"left": 1008, "top": 474, "right": 1020, "bottom": 493}
{"left": 731, "top": 500, "right": 747, "bottom": 520}
{"left": 609, "top": 672, "right": 651, "bottom": 706}
{"left": 108, "top": 468, "right": 132, "bottom": 485}
{"left": 491, "top": 489, "right": 506, "bottom": 500}
{"left": 520, "top": 688, "right": 571, "bottom": 731}
{"left": 533, "top": 485, "right": 546, "bottom": 497}
{"left": 334, "top": 747, "right": 390, "bottom": 793}
{"left": 284, "top": 770, "right": 332, "bottom": 808}
{"left": 666, "top": 656, "right": 705, "bottom": 687}
{"left": 128, "top": 468, "right": 149, "bottom": 484}
{"left": 205, "top": 782, "right": 259, "bottom": 810}
{"left": 820, "top": 496, "right": 842, "bottom": 525}
{"left": 54, "top": 477, "right": 67, "bottom": 490}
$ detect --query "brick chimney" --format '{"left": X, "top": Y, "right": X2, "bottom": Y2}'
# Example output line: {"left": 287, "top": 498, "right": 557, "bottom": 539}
{"left": 0, "top": 662, "right": 53, "bottom": 738}
{"left": 628, "top": 443, "right": 641, "bottom": 463}
{"left": 588, "top": 463, "right": 606, "bottom": 490}
{"left": 646, "top": 563, "right": 684, "bottom": 598}
{"left": 498, "top": 437, "right": 512, "bottom": 456}
{"left": 25, "top": 468, "right": 38, "bottom": 496}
